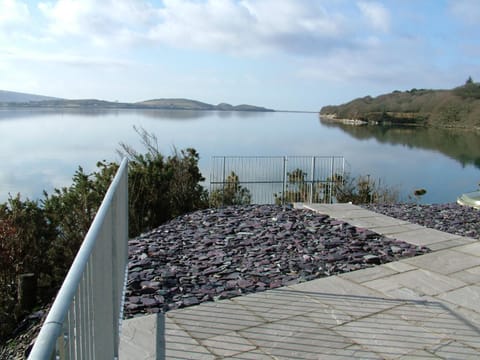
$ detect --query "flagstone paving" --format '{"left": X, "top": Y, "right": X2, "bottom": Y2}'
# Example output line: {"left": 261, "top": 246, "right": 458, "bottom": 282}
{"left": 120, "top": 203, "right": 480, "bottom": 359}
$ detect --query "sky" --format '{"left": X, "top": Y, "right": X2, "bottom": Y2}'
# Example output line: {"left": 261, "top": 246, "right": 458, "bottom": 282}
{"left": 0, "top": 0, "right": 479, "bottom": 111}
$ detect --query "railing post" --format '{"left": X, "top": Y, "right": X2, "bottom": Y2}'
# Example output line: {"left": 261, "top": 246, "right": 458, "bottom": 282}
{"left": 282, "top": 156, "right": 287, "bottom": 205}
{"left": 329, "top": 157, "right": 335, "bottom": 203}
{"left": 222, "top": 156, "right": 226, "bottom": 206}
{"left": 309, "top": 157, "right": 315, "bottom": 203}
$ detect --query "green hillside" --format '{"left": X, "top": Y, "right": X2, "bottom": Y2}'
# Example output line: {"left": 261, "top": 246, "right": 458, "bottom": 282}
{"left": 136, "top": 98, "right": 274, "bottom": 111}
{"left": 0, "top": 94, "right": 274, "bottom": 112}
{"left": 320, "top": 81, "right": 480, "bottom": 129}
{"left": 136, "top": 98, "right": 216, "bottom": 110}
{"left": 0, "top": 90, "right": 60, "bottom": 103}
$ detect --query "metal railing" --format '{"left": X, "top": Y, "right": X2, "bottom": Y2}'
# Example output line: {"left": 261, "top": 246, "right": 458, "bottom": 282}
{"left": 210, "top": 156, "right": 345, "bottom": 205}
{"left": 28, "top": 158, "right": 129, "bottom": 360}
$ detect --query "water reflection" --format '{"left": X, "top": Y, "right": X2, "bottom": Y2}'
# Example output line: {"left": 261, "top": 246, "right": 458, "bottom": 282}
{"left": 320, "top": 119, "right": 480, "bottom": 169}
{"left": 0, "top": 108, "right": 272, "bottom": 121}
{"left": 1, "top": 109, "right": 479, "bottom": 204}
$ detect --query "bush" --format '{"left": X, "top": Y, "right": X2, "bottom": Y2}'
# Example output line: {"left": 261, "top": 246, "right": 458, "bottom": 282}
{"left": 454, "top": 82, "right": 480, "bottom": 99}
{"left": 0, "top": 127, "right": 209, "bottom": 344}
{"left": 0, "top": 196, "right": 57, "bottom": 341}
{"left": 42, "top": 161, "right": 118, "bottom": 285}
{"left": 209, "top": 172, "right": 252, "bottom": 207}
{"left": 333, "top": 173, "right": 400, "bottom": 204}
{"left": 118, "top": 127, "right": 208, "bottom": 236}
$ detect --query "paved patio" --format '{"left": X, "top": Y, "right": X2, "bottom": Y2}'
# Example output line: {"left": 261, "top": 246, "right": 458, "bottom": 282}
{"left": 119, "top": 203, "right": 480, "bottom": 359}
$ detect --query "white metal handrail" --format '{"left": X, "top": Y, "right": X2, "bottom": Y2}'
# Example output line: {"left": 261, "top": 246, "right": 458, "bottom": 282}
{"left": 28, "top": 158, "right": 128, "bottom": 360}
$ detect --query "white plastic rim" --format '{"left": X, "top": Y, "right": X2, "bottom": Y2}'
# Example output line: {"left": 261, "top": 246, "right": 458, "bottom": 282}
{"left": 457, "top": 191, "right": 480, "bottom": 209}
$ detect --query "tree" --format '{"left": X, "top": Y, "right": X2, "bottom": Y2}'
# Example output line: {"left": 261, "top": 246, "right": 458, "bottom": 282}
{"left": 333, "top": 173, "right": 399, "bottom": 204}
{"left": 210, "top": 172, "right": 252, "bottom": 207}
{"left": 167, "top": 148, "right": 208, "bottom": 217}
{"left": 118, "top": 126, "right": 208, "bottom": 235}
{"left": 466, "top": 76, "right": 474, "bottom": 85}
{"left": 0, "top": 196, "right": 57, "bottom": 341}
{"left": 274, "top": 169, "right": 335, "bottom": 204}
{"left": 42, "top": 162, "right": 118, "bottom": 284}
{"left": 0, "top": 216, "right": 20, "bottom": 340}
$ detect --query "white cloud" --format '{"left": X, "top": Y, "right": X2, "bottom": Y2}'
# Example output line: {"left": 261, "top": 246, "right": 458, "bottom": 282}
{"left": 357, "top": 1, "right": 390, "bottom": 32}
{"left": 0, "top": 0, "right": 30, "bottom": 28}
{"left": 294, "top": 33, "right": 446, "bottom": 90}
{"left": 38, "top": 0, "right": 158, "bottom": 45}
{"left": 34, "top": 0, "right": 357, "bottom": 55}
{"left": 449, "top": 0, "right": 480, "bottom": 26}
{"left": 149, "top": 0, "right": 255, "bottom": 53}
{"left": 0, "top": 47, "right": 133, "bottom": 68}
{"left": 149, "top": 0, "right": 349, "bottom": 55}
{"left": 29, "top": 0, "right": 398, "bottom": 61}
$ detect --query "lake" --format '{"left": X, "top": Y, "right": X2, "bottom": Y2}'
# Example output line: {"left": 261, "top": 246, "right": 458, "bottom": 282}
{"left": 1, "top": 108, "right": 479, "bottom": 204}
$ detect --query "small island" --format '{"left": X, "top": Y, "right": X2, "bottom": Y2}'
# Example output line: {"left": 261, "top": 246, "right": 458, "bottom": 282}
{"left": 320, "top": 78, "right": 480, "bottom": 130}
{"left": 0, "top": 90, "right": 274, "bottom": 112}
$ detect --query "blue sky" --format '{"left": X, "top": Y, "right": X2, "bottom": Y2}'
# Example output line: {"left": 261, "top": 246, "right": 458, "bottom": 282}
{"left": 0, "top": 0, "right": 479, "bottom": 111}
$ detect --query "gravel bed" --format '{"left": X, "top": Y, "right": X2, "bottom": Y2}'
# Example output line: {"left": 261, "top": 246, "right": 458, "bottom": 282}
{"left": 362, "top": 203, "right": 480, "bottom": 239}
{"left": 124, "top": 204, "right": 429, "bottom": 317}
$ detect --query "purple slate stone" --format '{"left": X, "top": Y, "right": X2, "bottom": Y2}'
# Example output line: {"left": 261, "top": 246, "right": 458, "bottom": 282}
{"left": 140, "top": 287, "right": 157, "bottom": 295}
{"left": 126, "top": 303, "right": 144, "bottom": 311}
{"left": 182, "top": 297, "right": 199, "bottom": 306}
{"left": 128, "top": 296, "right": 141, "bottom": 304}
{"left": 124, "top": 204, "right": 432, "bottom": 318}
{"left": 142, "top": 298, "right": 157, "bottom": 307}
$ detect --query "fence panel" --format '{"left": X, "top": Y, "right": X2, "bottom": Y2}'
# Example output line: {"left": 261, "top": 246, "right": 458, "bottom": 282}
{"left": 210, "top": 156, "right": 345, "bottom": 205}
{"left": 28, "top": 158, "right": 128, "bottom": 360}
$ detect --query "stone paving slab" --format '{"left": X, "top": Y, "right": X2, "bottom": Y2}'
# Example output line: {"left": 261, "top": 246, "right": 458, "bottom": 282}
{"left": 120, "top": 204, "right": 480, "bottom": 359}
{"left": 403, "top": 249, "right": 480, "bottom": 275}
{"left": 304, "top": 204, "right": 470, "bottom": 249}
{"left": 119, "top": 314, "right": 157, "bottom": 360}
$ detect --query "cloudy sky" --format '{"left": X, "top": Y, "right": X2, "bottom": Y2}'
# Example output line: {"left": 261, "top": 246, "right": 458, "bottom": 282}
{"left": 0, "top": 0, "right": 479, "bottom": 110}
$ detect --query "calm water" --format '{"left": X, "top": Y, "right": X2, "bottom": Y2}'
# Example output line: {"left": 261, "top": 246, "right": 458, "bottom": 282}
{"left": 1, "top": 108, "right": 479, "bottom": 204}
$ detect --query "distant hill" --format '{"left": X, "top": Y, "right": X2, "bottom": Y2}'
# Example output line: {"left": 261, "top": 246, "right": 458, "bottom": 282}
{"left": 136, "top": 98, "right": 274, "bottom": 112}
{"left": 0, "top": 90, "right": 60, "bottom": 103}
{"left": 137, "top": 98, "right": 215, "bottom": 110}
{"left": 320, "top": 82, "right": 480, "bottom": 130}
{"left": 0, "top": 92, "right": 274, "bottom": 112}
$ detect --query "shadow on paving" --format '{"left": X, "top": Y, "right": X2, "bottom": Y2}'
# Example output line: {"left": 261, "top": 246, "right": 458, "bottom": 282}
{"left": 153, "top": 288, "right": 480, "bottom": 359}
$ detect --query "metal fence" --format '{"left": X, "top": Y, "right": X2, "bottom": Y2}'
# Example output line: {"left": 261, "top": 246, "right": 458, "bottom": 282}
{"left": 28, "top": 158, "right": 129, "bottom": 360}
{"left": 210, "top": 156, "right": 345, "bottom": 205}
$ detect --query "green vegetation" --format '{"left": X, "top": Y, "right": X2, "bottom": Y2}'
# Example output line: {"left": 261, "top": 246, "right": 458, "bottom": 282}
{"left": 118, "top": 127, "right": 208, "bottom": 236}
{"left": 274, "top": 169, "right": 399, "bottom": 205}
{"left": 209, "top": 172, "right": 252, "bottom": 207}
{"left": 0, "top": 129, "right": 209, "bottom": 342}
{"left": 320, "top": 79, "right": 480, "bottom": 129}
{"left": 333, "top": 173, "right": 400, "bottom": 204}
{"left": 274, "top": 169, "right": 335, "bottom": 204}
